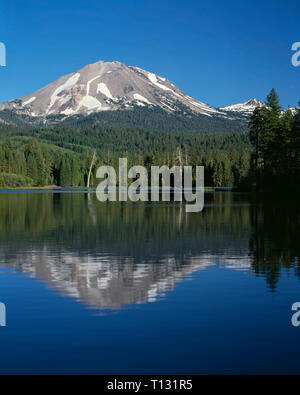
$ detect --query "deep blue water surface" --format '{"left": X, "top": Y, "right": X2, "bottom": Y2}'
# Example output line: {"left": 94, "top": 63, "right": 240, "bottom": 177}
{"left": 0, "top": 192, "right": 299, "bottom": 374}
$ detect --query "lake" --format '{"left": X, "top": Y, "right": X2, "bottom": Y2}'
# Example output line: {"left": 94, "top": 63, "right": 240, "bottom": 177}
{"left": 0, "top": 191, "right": 299, "bottom": 374}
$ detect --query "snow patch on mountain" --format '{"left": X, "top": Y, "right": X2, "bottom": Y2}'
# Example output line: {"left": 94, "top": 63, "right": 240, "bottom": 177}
{"left": 190, "top": 101, "right": 218, "bottom": 113}
{"left": 61, "top": 107, "right": 75, "bottom": 115}
{"left": 77, "top": 75, "right": 109, "bottom": 112}
{"left": 97, "top": 83, "right": 113, "bottom": 99}
{"left": 78, "top": 96, "right": 102, "bottom": 111}
{"left": 47, "top": 73, "right": 80, "bottom": 114}
{"left": 23, "top": 96, "right": 36, "bottom": 106}
{"left": 147, "top": 72, "right": 173, "bottom": 92}
{"left": 133, "top": 93, "right": 152, "bottom": 104}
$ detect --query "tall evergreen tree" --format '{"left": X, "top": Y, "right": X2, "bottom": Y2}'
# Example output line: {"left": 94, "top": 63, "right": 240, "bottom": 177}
{"left": 264, "top": 88, "right": 282, "bottom": 177}
{"left": 59, "top": 155, "right": 72, "bottom": 187}
{"left": 2, "top": 139, "right": 13, "bottom": 173}
{"left": 249, "top": 106, "right": 267, "bottom": 184}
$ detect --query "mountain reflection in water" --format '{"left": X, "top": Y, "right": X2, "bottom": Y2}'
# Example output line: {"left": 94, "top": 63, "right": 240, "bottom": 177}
{"left": 0, "top": 192, "right": 298, "bottom": 311}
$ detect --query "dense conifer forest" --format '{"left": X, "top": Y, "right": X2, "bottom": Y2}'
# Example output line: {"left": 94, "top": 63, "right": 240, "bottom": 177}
{"left": 0, "top": 125, "right": 250, "bottom": 188}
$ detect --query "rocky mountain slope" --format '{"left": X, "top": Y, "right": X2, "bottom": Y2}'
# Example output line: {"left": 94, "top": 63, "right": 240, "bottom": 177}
{"left": 0, "top": 60, "right": 262, "bottom": 116}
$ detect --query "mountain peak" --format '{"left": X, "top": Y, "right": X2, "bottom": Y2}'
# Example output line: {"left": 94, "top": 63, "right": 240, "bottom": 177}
{"left": 0, "top": 60, "right": 223, "bottom": 119}
{"left": 244, "top": 98, "right": 263, "bottom": 106}
{"left": 219, "top": 98, "right": 263, "bottom": 113}
{"left": 0, "top": 60, "right": 264, "bottom": 125}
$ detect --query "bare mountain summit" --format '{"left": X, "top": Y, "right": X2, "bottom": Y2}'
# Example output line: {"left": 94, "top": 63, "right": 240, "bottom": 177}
{"left": 0, "top": 60, "right": 226, "bottom": 118}
{"left": 0, "top": 60, "right": 263, "bottom": 121}
{"left": 219, "top": 98, "right": 264, "bottom": 114}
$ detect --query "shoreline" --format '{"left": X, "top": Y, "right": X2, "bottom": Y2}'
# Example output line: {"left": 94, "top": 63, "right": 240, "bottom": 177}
{"left": 0, "top": 186, "right": 229, "bottom": 192}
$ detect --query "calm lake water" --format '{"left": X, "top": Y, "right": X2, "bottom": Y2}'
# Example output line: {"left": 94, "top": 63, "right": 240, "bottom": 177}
{"left": 0, "top": 191, "right": 299, "bottom": 374}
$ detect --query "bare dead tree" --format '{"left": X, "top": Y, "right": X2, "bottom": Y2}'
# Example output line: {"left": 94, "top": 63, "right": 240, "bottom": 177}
{"left": 87, "top": 149, "right": 96, "bottom": 188}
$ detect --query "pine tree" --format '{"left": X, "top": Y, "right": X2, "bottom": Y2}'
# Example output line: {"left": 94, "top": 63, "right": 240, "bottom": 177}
{"left": 222, "top": 157, "right": 233, "bottom": 186}
{"left": 2, "top": 139, "right": 13, "bottom": 173}
{"left": 0, "top": 173, "right": 6, "bottom": 188}
{"left": 59, "top": 155, "right": 72, "bottom": 187}
{"left": 70, "top": 155, "right": 80, "bottom": 187}
{"left": 42, "top": 147, "right": 53, "bottom": 185}
{"left": 26, "top": 154, "right": 38, "bottom": 185}
{"left": 280, "top": 108, "right": 294, "bottom": 177}
{"left": 13, "top": 151, "right": 27, "bottom": 176}
{"left": 36, "top": 149, "right": 46, "bottom": 187}
{"left": 249, "top": 106, "right": 267, "bottom": 175}
{"left": 24, "top": 139, "right": 44, "bottom": 186}
{"left": 264, "top": 89, "right": 282, "bottom": 178}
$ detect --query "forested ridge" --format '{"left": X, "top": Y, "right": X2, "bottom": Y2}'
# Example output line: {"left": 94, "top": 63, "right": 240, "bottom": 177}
{"left": 0, "top": 123, "right": 250, "bottom": 188}
{"left": 0, "top": 103, "right": 248, "bottom": 133}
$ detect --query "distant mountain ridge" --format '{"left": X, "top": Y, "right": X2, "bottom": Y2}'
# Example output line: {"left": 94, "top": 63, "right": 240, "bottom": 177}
{"left": 219, "top": 98, "right": 264, "bottom": 114}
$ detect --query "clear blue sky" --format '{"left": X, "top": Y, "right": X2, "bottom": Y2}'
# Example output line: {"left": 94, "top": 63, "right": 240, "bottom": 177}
{"left": 0, "top": 0, "right": 299, "bottom": 108}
